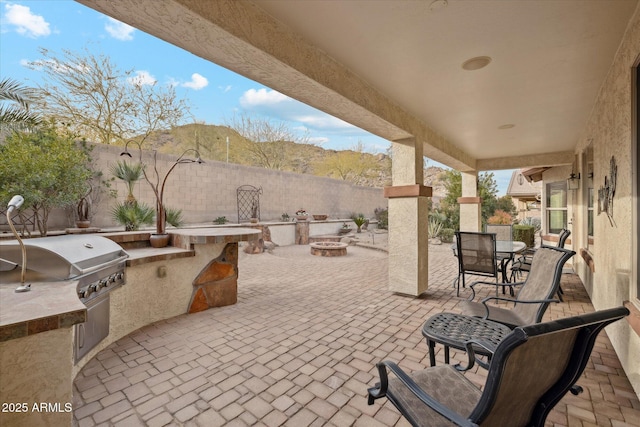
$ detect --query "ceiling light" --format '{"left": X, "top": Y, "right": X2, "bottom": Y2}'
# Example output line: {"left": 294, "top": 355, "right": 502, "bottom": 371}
{"left": 462, "top": 56, "right": 492, "bottom": 71}
{"left": 498, "top": 124, "right": 515, "bottom": 129}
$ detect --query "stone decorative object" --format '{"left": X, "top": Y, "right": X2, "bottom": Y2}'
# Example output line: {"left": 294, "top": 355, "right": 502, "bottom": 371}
{"left": 310, "top": 241, "right": 348, "bottom": 257}
{"left": 295, "top": 220, "right": 309, "bottom": 245}
{"left": 313, "top": 214, "right": 328, "bottom": 220}
{"left": 188, "top": 243, "right": 238, "bottom": 313}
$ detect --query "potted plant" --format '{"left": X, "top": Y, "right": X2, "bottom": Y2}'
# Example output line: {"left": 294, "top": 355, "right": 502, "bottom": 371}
{"left": 295, "top": 208, "right": 308, "bottom": 221}
{"left": 121, "top": 142, "right": 203, "bottom": 248}
{"left": 352, "top": 214, "right": 367, "bottom": 233}
{"left": 339, "top": 222, "right": 352, "bottom": 234}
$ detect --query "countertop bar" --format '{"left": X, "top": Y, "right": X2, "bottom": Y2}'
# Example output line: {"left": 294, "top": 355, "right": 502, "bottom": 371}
{"left": 0, "top": 280, "right": 86, "bottom": 342}
{"left": 170, "top": 227, "right": 261, "bottom": 248}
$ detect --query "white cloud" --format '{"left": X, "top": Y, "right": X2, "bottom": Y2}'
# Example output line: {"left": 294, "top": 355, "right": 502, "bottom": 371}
{"left": 105, "top": 17, "right": 134, "bottom": 41}
{"left": 128, "top": 70, "right": 156, "bottom": 86}
{"left": 4, "top": 3, "right": 50, "bottom": 38}
{"left": 182, "top": 73, "right": 208, "bottom": 90}
{"left": 239, "top": 88, "right": 355, "bottom": 131}
{"left": 218, "top": 85, "right": 232, "bottom": 93}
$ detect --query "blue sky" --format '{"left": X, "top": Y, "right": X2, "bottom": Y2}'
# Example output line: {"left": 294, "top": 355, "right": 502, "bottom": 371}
{"left": 0, "top": 0, "right": 514, "bottom": 194}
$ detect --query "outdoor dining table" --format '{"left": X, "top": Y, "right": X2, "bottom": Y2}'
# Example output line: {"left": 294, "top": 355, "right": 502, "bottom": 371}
{"left": 495, "top": 240, "right": 526, "bottom": 283}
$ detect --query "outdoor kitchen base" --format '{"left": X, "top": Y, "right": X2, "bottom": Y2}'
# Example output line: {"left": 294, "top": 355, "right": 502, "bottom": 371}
{"left": 188, "top": 243, "right": 238, "bottom": 313}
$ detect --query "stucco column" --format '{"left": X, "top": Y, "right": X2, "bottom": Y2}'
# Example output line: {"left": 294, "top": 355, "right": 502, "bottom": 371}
{"left": 458, "top": 171, "right": 481, "bottom": 232}
{"left": 384, "top": 138, "right": 431, "bottom": 296}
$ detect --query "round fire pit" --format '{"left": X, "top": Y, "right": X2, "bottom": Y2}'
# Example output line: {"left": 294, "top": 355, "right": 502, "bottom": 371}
{"left": 310, "top": 241, "right": 348, "bottom": 257}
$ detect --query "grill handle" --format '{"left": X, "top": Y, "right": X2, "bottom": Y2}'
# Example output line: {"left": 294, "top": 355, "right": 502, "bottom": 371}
{"left": 78, "top": 323, "right": 85, "bottom": 349}
{"left": 77, "top": 254, "right": 129, "bottom": 276}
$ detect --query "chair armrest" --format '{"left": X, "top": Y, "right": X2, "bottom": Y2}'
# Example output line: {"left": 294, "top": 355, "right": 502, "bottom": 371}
{"left": 479, "top": 297, "right": 560, "bottom": 319}
{"left": 455, "top": 338, "right": 497, "bottom": 371}
{"left": 368, "top": 361, "right": 478, "bottom": 427}
{"left": 468, "top": 280, "right": 525, "bottom": 300}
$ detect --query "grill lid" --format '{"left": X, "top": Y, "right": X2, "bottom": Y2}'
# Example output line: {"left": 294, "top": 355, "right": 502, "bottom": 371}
{"left": 0, "top": 235, "right": 128, "bottom": 280}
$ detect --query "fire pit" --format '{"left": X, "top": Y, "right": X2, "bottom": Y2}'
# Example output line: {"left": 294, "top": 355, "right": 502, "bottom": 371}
{"left": 310, "top": 241, "right": 348, "bottom": 257}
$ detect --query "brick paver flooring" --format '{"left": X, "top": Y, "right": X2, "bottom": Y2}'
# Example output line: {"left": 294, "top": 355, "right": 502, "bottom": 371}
{"left": 73, "top": 243, "right": 640, "bottom": 426}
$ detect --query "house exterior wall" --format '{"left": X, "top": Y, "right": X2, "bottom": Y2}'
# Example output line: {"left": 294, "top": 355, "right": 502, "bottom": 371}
{"left": 557, "top": 4, "right": 640, "bottom": 397}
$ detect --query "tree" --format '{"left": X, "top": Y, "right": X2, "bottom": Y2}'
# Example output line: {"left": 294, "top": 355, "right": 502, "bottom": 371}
{"left": 225, "top": 113, "right": 315, "bottom": 172}
{"left": 314, "top": 141, "right": 390, "bottom": 185}
{"left": 436, "top": 170, "right": 500, "bottom": 230}
{"left": 0, "top": 123, "right": 93, "bottom": 236}
{"left": 27, "top": 47, "right": 190, "bottom": 147}
{"left": 0, "top": 77, "right": 42, "bottom": 134}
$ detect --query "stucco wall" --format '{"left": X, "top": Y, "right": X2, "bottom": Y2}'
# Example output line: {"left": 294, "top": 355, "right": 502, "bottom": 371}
{"left": 37, "top": 143, "right": 387, "bottom": 231}
{"left": 568, "top": 3, "right": 640, "bottom": 396}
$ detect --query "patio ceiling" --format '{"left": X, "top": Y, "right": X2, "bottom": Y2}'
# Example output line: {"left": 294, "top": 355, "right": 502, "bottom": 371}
{"left": 77, "top": 0, "right": 638, "bottom": 172}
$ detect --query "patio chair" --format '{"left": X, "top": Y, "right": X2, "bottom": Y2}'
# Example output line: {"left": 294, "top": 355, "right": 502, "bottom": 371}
{"left": 458, "top": 246, "right": 575, "bottom": 329}
{"left": 453, "top": 232, "right": 499, "bottom": 297}
{"left": 367, "top": 306, "right": 630, "bottom": 427}
{"left": 484, "top": 224, "right": 512, "bottom": 241}
{"left": 512, "top": 228, "right": 571, "bottom": 300}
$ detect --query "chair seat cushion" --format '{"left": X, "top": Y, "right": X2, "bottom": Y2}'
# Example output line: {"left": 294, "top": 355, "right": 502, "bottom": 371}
{"left": 387, "top": 365, "right": 481, "bottom": 427}
{"left": 458, "top": 301, "right": 527, "bottom": 329}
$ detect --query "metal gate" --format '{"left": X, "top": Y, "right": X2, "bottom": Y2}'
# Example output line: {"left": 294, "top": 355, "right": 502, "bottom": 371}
{"left": 236, "top": 185, "right": 263, "bottom": 223}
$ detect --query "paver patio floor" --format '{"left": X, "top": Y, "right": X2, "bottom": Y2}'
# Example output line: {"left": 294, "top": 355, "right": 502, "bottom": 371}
{"left": 73, "top": 243, "right": 640, "bottom": 426}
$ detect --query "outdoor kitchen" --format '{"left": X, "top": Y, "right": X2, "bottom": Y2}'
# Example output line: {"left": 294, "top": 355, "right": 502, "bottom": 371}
{"left": 0, "top": 227, "right": 260, "bottom": 427}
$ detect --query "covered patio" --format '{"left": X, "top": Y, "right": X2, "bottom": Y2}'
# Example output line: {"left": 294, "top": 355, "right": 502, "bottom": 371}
{"left": 73, "top": 244, "right": 640, "bottom": 426}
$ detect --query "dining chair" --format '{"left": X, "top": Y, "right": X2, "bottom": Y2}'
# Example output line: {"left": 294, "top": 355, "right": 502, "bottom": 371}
{"left": 459, "top": 246, "right": 576, "bottom": 329}
{"left": 367, "top": 306, "right": 630, "bottom": 427}
{"left": 453, "top": 232, "right": 499, "bottom": 297}
{"left": 484, "top": 224, "right": 512, "bottom": 241}
{"left": 512, "top": 228, "right": 571, "bottom": 300}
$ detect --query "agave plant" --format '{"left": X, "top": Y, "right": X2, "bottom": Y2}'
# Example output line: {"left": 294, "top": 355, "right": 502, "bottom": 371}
{"left": 428, "top": 217, "right": 444, "bottom": 239}
{"left": 111, "top": 201, "right": 154, "bottom": 231}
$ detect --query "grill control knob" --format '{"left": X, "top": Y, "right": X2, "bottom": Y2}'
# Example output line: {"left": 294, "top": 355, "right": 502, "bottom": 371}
{"left": 99, "top": 279, "right": 108, "bottom": 289}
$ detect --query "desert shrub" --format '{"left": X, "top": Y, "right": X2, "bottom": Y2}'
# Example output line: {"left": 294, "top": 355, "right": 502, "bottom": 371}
{"left": 214, "top": 216, "right": 228, "bottom": 224}
{"left": 374, "top": 207, "right": 388, "bottom": 229}
{"left": 487, "top": 209, "right": 512, "bottom": 225}
{"left": 440, "top": 228, "right": 455, "bottom": 243}
{"left": 428, "top": 217, "right": 444, "bottom": 238}
{"left": 513, "top": 224, "right": 535, "bottom": 248}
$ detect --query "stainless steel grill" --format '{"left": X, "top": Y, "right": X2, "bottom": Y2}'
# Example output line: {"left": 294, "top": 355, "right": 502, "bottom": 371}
{"left": 0, "top": 234, "right": 128, "bottom": 362}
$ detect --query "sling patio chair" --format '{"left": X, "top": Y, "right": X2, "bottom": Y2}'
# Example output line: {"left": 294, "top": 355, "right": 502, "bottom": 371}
{"left": 458, "top": 246, "right": 575, "bottom": 329}
{"left": 367, "top": 306, "right": 629, "bottom": 427}
{"left": 453, "top": 232, "right": 499, "bottom": 297}
{"left": 511, "top": 228, "right": 571, "bottom": 300}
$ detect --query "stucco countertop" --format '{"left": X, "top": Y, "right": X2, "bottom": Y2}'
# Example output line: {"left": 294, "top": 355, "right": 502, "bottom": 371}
{"left": 170, "top": 227, "right": 261, "bottom": 249}
{"left": 0, "top": 280, "right": 86, "bottom": 342}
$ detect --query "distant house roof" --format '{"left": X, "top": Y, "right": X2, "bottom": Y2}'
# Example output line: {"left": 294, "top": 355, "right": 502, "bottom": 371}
{"left": 507, "top": 169, "right": 542, "bottom": 198}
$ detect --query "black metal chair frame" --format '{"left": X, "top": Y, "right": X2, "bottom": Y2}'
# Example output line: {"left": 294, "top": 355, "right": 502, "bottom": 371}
{"left": 367, "top": 307, "right": 630, "bottom": 427}
{"left": 454, "top": 232, "right": 499, "bottom": 297}
{"left": 460, "top": 246, "right": 576, "bottom": 329}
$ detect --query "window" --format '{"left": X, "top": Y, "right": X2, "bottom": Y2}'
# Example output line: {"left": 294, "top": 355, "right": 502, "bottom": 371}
{"left": 546, "top": 181, "right": 567, "bottom": 234}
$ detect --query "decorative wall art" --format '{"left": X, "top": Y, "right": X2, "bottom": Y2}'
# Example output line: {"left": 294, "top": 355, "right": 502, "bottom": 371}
{"left": 597, "top": 156, "right": 617, "bottom": 226}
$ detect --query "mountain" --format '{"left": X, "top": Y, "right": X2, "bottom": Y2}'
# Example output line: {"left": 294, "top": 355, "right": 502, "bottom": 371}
{"left": 144, "top": 123, "right": 446, "bottom": 194}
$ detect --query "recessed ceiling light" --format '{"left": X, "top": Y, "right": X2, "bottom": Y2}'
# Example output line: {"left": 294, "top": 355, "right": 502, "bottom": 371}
{"left": 429, "top": 0, "right": 448, "bottom": 11}
{"left": 498, "top": 124, "right": 515, "bottom": 129}
{"left": 462, "top": 56, "right": 492, "bottom": 71}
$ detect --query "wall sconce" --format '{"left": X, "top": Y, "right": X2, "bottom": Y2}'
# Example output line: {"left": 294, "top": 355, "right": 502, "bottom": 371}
{"left": 567, "top": 172, "right": 581, "bottom": 190}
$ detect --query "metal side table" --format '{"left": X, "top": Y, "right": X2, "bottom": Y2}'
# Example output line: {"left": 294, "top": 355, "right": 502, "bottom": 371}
{"left": 422, "top": 312, "right": 512, "bottom": 370}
